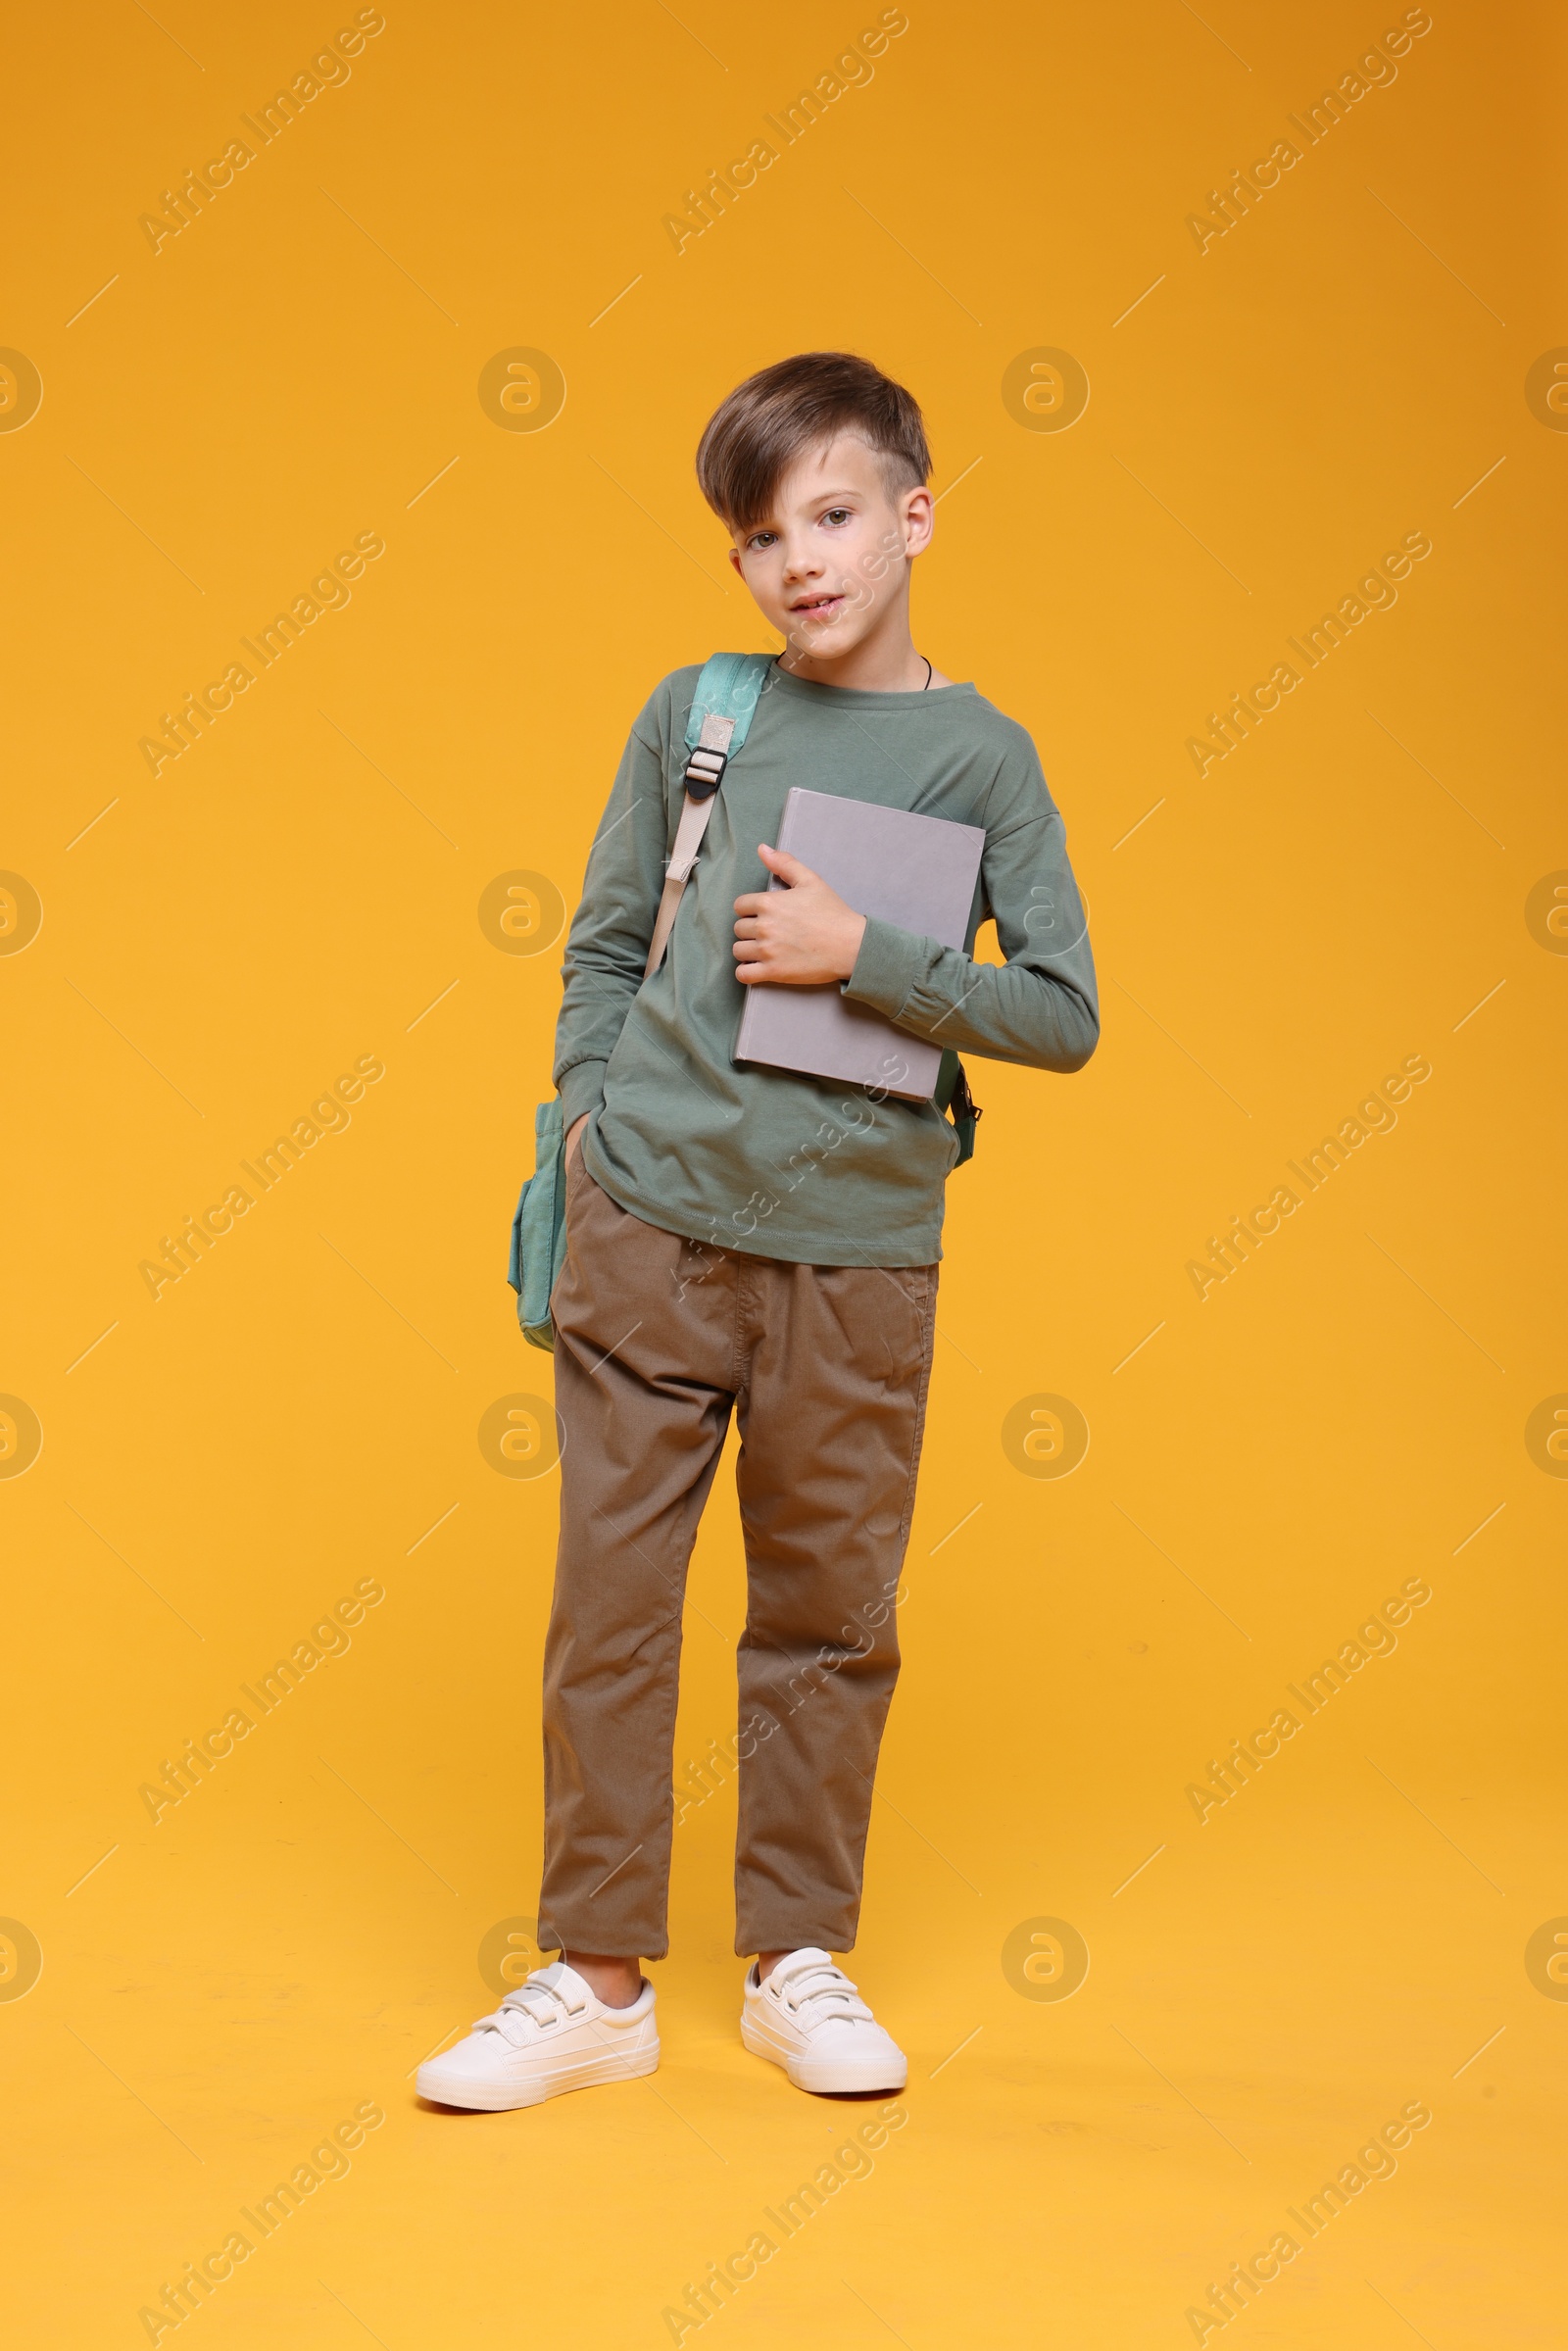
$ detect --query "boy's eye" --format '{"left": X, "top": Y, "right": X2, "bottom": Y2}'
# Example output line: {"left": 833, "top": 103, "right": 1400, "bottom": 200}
{"left": 747, "top": 529, "right": 778, "bottom": 551}
{"left": 823, "top": 508, "right": 851, "bottom": 526}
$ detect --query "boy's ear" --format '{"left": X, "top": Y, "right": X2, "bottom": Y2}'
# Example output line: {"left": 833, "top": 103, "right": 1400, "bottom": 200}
{"left": 900, "top": 482, "right": 935, "bottom": 559}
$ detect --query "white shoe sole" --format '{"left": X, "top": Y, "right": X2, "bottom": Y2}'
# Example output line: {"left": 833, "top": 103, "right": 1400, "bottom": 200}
{"left": 741, "top": 2013, "right": 906, "bottom": 2095}
{"left": 417, "top": 2040, "right": 660, "bottom": 2111}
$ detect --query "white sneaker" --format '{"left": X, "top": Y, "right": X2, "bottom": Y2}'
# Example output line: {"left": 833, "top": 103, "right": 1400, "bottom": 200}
{"left": 741, "top": 1947, "right": 907, "bottom": 2094}
{"left": 417, "top": 1961, "right": 659, "bottom": 2111}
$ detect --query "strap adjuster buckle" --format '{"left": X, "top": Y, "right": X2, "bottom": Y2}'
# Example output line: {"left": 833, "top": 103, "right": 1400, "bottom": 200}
{"left": 682, "top": 745, "right": 728, "bottom": 800}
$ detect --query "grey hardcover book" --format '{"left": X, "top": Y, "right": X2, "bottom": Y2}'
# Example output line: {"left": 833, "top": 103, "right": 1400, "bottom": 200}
{"left": 733, "top": 788, "right": 985, "bottom": 1102}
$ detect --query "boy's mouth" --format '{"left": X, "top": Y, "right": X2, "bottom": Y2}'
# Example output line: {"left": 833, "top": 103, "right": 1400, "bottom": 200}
{"left": 789, "top": 592, "right": 848, "bottom": 623}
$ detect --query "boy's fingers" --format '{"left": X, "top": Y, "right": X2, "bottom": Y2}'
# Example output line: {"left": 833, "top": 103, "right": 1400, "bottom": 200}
{"left": 757, "top": 844, "right": 814, "bottom": 885}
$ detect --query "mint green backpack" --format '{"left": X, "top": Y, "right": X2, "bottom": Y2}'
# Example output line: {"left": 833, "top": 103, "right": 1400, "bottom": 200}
{"left": 507, "top": 653, "right": 981, "bottom": 1349}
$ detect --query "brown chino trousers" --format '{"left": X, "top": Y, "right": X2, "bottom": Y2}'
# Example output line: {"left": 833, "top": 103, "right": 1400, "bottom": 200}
{"left": 538, "top": 1150, "right": 938, "bottom": 1960}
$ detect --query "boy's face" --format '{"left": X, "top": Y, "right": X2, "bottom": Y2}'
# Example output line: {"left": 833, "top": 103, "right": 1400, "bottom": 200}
{"left": 726, "top": 434, "right": 933, "bottom": 668}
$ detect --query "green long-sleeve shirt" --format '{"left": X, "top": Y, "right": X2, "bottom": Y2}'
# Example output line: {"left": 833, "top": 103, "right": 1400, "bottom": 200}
{"left": 555, "top": 661, "right": 1098, "bottom": 1266}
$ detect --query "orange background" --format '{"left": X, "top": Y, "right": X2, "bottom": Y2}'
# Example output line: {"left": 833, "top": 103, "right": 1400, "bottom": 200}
{"left": 3, "top": 0, "right": 1565, "bottom": 2342}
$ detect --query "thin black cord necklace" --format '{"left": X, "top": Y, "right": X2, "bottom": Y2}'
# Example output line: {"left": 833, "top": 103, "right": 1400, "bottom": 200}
{"left": 774, "top": 652, "right": 933, "bottom": 686}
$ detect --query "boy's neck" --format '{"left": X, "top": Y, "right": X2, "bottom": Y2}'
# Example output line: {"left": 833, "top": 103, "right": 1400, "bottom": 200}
{"left": 778, "top": 605, "right": 933, "bottom": 694}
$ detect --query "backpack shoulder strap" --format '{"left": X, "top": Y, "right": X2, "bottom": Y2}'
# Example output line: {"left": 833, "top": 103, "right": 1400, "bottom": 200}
{"left": 643, "top": 652, "right": 774, "bottom": 980}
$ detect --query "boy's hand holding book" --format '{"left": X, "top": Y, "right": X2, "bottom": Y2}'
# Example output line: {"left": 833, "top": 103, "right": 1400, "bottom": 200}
{"left": 732, "top": 844, "right": 866, "bottom": 986}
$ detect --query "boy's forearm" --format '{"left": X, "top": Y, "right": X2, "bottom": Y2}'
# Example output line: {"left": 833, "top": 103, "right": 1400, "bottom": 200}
{"left": 554, "top": 996, "right": 634, "bottom": 1122}
{"left": 552, "top": 716, "right": 670, "bottom": 1114}
{"left": 844, "top": 916, "right": 1099, "bottom": 1074}
{"left": 557, "top": 1057, "right": 610, "bottom": 1128}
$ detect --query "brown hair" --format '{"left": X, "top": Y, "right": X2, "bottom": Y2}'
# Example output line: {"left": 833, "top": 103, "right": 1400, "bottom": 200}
{"left": 695, "top": 351, "right": 930, "bottom": 533}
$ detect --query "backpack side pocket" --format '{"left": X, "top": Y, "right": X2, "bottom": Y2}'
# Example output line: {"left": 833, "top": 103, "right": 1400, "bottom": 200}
{"left": 508, "top": 1098, "right": 567, "bottom": 1350}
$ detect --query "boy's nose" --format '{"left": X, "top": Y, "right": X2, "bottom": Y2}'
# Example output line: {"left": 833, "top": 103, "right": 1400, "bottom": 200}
{"left": 780, "top": 541, "right": 822, "bottom": 581}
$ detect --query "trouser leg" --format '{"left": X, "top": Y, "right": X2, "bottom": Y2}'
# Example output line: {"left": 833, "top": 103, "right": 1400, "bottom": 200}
{"left": 731, "top": 1257, "right": 938, "bottom": 1956}
{"left": 538, "top": 1158, "right": 736, "bottom": 1960}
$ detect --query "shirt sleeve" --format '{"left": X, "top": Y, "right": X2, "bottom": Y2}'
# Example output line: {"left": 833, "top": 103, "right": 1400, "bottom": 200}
{"left": 552, "top": 681, "right": 677, "bottom": 1123}
{"left": 841, "top": 723, "right": 1099, "bottom": 1074}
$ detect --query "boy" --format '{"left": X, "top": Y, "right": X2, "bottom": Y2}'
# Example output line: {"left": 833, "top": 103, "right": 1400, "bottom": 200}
{"left": 418, "top": 351, "right": 1099, "bottom": 2111}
